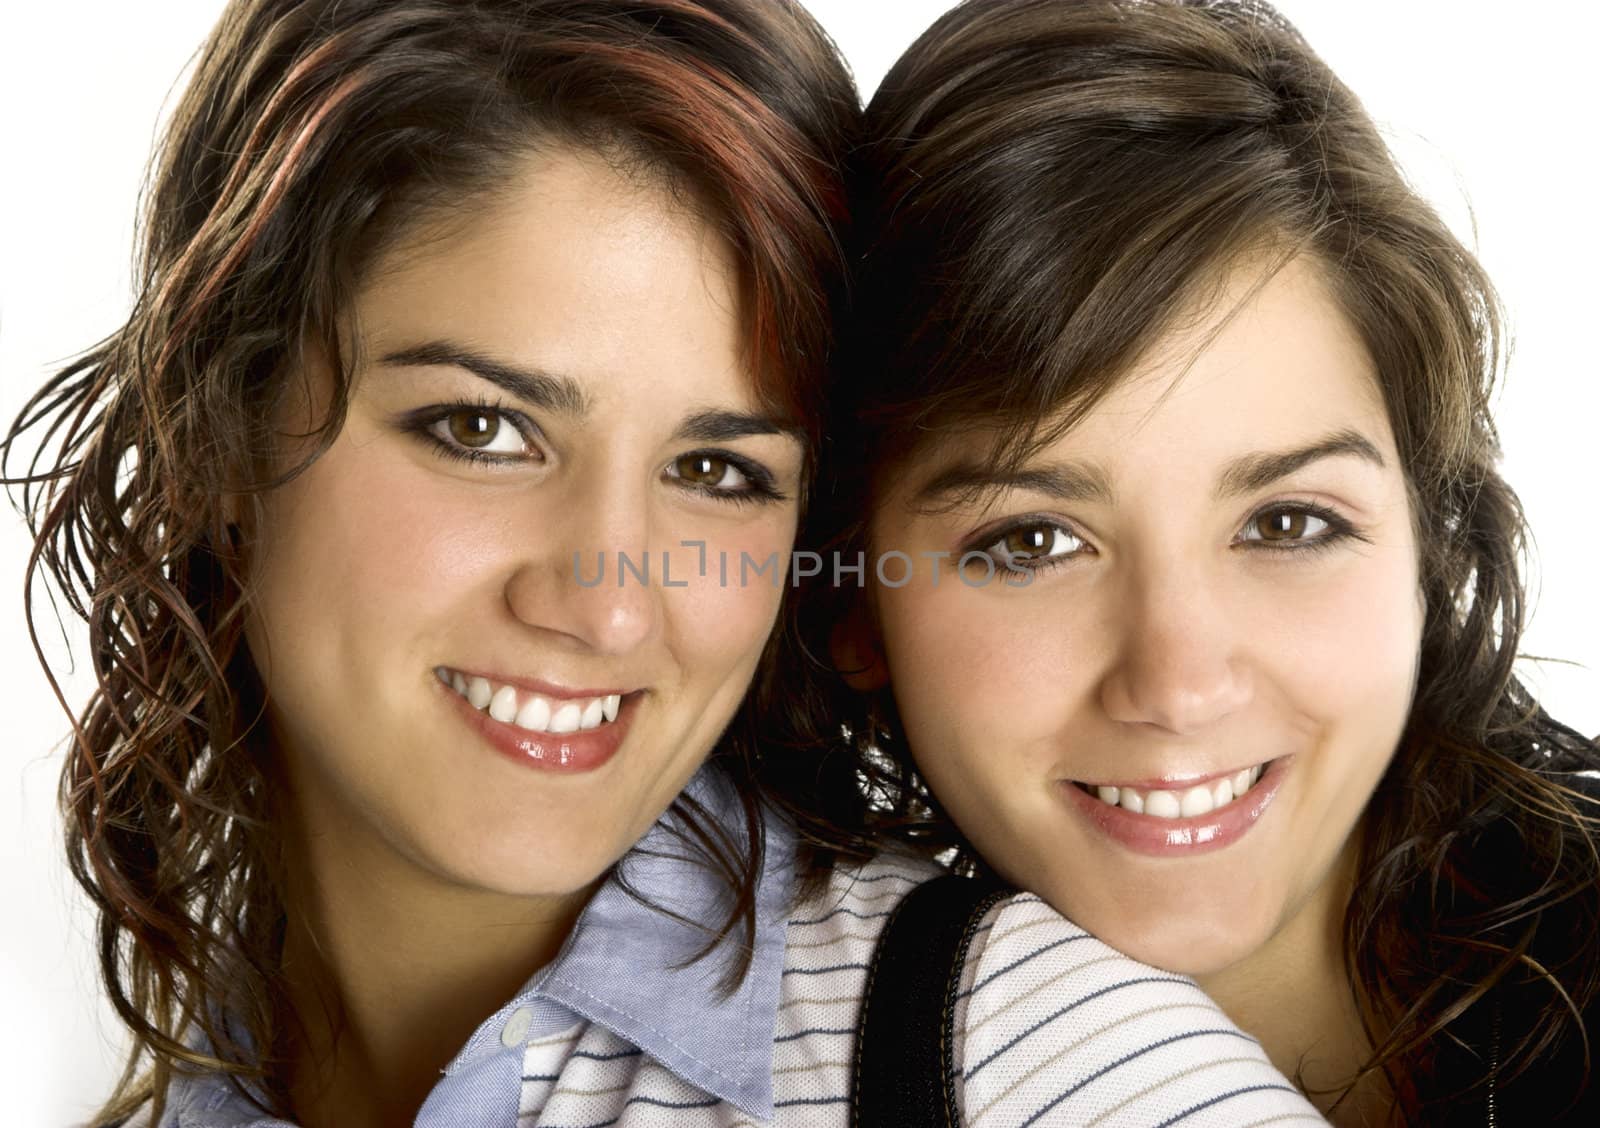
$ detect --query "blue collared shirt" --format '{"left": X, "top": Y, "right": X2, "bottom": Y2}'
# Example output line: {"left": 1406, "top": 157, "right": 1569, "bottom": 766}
{"left": 163, "top": 768, "right": 796, "bottom": 1127}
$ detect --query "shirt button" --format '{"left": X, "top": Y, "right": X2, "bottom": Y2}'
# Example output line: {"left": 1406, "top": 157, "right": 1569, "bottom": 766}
{"left": 501, "top": 1006, "right": 534, "bottom": 1049}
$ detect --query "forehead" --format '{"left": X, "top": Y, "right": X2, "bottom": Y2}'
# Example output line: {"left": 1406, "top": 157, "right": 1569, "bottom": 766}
{"left": 900, "top": 254, "right": 1395, "bottom": 503}
{"left": 1081, "top": 255, "right": 1385, "bottom": 452}
{"left": 354, "top": 144, "right": 753, "bottom": 408}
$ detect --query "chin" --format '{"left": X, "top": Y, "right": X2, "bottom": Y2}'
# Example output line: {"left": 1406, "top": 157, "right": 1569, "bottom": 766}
{"left": 1059, "top": 888, "right": 1273, "bottom": 979}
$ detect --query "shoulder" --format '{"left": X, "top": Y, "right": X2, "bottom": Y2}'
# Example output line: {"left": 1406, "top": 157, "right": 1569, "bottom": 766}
{"left": 952, "top": 892, "right": 1324, "bottom": 1125}
{"left": 780, "top": 850, "right": 943, "bottom": 976}
{"left": 768, "top": 851, "right": 943, "bottom": 1113}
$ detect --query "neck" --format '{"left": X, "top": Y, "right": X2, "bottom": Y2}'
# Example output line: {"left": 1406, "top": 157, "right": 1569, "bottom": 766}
{"left": 1195, "top": 841, "right": 1389, "bottom": 1126}
{"left": 276, "top": 794, "right": 593, "bottom": 1128}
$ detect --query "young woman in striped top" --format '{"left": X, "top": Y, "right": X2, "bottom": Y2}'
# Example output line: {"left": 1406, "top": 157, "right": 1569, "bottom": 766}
{"left": 6, "top": 1, "right": 1326, "bottom": 1125}
{"left": 807, "top": 0, "right": 1600, "bottom": 1124}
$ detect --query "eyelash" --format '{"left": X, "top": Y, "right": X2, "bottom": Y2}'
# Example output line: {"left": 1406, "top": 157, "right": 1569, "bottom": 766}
{"left": 1234, "top": 501, "right": 1364, "bottom": 556}
{"left": 400, "top": 396, "right": 543, "bottom": 468}
{"left": 663, "top": 448, "right": 789, "bottom": 506}
{"left": 965, "top": 500, "right": 1365, "bottom": 575}
{"left": 398, "top": 397, "right": 787, "bottom": 505}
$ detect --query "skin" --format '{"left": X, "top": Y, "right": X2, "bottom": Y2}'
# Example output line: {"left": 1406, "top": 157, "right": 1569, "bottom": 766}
{"left": 244, "top": 145, "right": 803, "bottom": 1128}
{"left": 849, "top": 256, "right": 1423, "bottom": 1120}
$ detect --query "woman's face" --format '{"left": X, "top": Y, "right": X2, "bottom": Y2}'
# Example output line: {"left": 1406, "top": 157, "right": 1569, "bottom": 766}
{"left": 246, "top": 146, "right": 803, "bottom": 901}
{"left": 865, "top": 256, "right": 1424, "bottom": 976}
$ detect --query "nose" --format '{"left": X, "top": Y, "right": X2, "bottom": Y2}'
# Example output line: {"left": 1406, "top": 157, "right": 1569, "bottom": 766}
{"left": 1097, "top": 562, "right": 1253, "bottom": 735}
{"left": 501, "top": 473, "right": 661, "bottom": 658}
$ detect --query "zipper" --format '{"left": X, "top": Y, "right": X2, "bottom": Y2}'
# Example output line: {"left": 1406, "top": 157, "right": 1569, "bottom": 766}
{"left": 1485, "top": 1001, "right": 1500, "bottom": 1127}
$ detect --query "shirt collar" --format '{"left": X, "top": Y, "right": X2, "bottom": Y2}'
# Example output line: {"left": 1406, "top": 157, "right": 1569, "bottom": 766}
{"left": 527, "top": 766, "right": 794, "bottom": 1117}
{"left": 167, "top": 766, "right": 795, "bottom": 1125}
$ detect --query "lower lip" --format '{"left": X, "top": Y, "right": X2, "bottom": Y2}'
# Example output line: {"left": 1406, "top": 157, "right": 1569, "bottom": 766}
{"left": 438, "top": 681, "right": 633, "bottom": 774}
{"left": 1058, "top": 758, "right": 1289, "bottom": 857}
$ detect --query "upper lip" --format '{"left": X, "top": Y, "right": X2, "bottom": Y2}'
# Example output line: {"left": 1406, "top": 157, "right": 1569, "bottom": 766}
{"left": 1069, "top": 759, "right": 1276, "bottom": 791}
{"left": 440, "top": 665, "right": 636, "bottom": 700}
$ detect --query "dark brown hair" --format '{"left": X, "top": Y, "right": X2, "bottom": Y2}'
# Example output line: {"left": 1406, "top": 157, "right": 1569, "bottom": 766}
{"left": 2, "top": 0, "right": 859, "bottom": 1122}
{"left": 779, "top": 0, "right": 1600, "bottom": 1121}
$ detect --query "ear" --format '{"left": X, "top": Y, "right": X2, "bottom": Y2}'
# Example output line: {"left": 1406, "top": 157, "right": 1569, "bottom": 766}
{"left": 218, "top": 487, "right": 252, "bottom": 549}
{"left": 830, "top": 596, "right": 888, "bottom": 692}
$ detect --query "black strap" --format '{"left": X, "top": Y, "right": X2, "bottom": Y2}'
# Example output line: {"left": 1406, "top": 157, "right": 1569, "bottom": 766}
{"left": 852, "top": 874, "right": 1012, "bottom": 1127}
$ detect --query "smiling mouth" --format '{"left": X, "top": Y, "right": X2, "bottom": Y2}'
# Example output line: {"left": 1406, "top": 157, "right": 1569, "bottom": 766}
{"left": 436, "top": 667, "right": 628, "bottom": 734}
{"left": 1070, "top": 760, "right": 1277, "bottom": 820}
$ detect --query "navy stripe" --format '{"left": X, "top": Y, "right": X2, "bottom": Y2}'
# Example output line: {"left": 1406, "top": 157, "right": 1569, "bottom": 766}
{"left": 773, "top": 1025, "right": 855, "bottom": 1043}
{"left": 1016, "top": 1028, "right": 1257, "bottom": 1126}
{"left": 788, "top": 905, "right": 897, "bottom": 927}
{"left": 782, "top": 960, "right": 871, "bottom": 977}
{"left": 956, "top": 934, "right": 1090, "bottom": 1000}
{"left": 622, "top": 1094, "right": 721, "bottom": 1111}
{"left": 571, "top": 1047, "right": 644, "bottom": 1062}
{"left": 773, "top": 1095, "right": 852, "bottom": 1108}
{"left": 520, "top": 1072, "right": 560, "bottom": 1082}
{"left": 539, "top": 1119, "right": 619, "bottom": 1128}
{"left": 837, "top": 868, "right": 930, "bottom": 885}
{"left": 965, "top": 974, "right": 1193, "bottom": 1079}
{"left": 1154, "top": 1083, "right": 1308, "bottom": 1127}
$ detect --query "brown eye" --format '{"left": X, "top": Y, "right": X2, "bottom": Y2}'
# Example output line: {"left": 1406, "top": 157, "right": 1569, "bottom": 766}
{"left": 670, "top": 452, "right": 751, "bottom": 494}
{"left": 676, "top": 453, "right": 727, "bottom": 484}
{"left": 448, "top": 410, "right": 498, "bottom": 447}
{"left": 427, "top": 407, "right": 530, "bottom": 457}
{"left": 1242, "top": 508, "right": 1330, "bottom": 544}
{"left": 1003, "top": 525, "right": 1058, "bottom": 560}
{"left": 980, "top": 521, "right": 1084, "bottom": 568}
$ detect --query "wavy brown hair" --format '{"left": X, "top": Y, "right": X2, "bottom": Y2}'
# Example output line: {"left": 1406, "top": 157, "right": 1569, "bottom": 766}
{"left": 774, "top": 0, "right": 1600, "bottom": 1122}
{"left": 2, "top": 1, "right": 862, "bottom": 1122}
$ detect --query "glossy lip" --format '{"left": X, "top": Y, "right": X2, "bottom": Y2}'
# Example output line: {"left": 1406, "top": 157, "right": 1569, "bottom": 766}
{"left": 436, "top": 675, "right": 636, "bottom": 773}
{"left": 1059, "top": 756, "right": 1290, "bottom": 857}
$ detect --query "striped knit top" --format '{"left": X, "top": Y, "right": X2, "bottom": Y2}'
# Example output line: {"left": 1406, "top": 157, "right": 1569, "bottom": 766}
{"left": 134, "top": 779, "right": 1326, "bottom": 1127}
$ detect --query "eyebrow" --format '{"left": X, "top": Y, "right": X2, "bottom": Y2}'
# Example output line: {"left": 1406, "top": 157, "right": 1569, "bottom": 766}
{"left": 913, "top": 459, "right": 1114, "bottom": 508}
{"left": 912, "top": 427, "right": 1384, "bottom": 510}
{"left": 377, "top": 341, "right": 589, "bottom": 416}
{"left": 674, "top": 408, "right": 801, "bottom": 444}
{"left": 1214, "top": 428, "right": 1386, "bottom": 499}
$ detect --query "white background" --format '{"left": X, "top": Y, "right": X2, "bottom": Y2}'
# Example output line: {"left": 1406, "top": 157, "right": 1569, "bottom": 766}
{"left": 2, "top": 2, "right": 1595, "bottom": 1122}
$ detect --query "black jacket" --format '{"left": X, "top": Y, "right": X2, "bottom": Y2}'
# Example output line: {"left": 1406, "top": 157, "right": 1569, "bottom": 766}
{"left": 1428, "top": 769, "right": 1600, "bottom": 1126}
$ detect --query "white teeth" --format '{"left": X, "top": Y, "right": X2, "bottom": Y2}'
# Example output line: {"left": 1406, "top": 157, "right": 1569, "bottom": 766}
{"left": 515, "top": 695, "right": 552, "bottom": 732}
{"left": 488, "top": 685, "right": 519, "bottom": 723}
{"left": 1179, "top": 784, "right": 1214, "bottom": 818}
{"left": 549, "top": 702, "right": 582, "bottom": 734}
{"left": 1089, "top": 761, "right": 1271, "bottom": 820}
{"left": 445, "top": 669, "right": 625, "bottom": 732}
{"left": 1144, "top": 789, "right": 1181, "bottom": 818}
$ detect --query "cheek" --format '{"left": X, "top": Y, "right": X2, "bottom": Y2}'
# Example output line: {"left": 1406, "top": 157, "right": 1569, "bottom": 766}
{"left": 660, "top": 518, "right": 794, "bottom": 676}
{"left": 877, "top": 581, "right": 1083, "bottom": 775}
{"left": 251, "top": 444, "right": 503, "bottom": 657}
{"left": 1263, "top": 548, "right": 1423, "bottom": 725}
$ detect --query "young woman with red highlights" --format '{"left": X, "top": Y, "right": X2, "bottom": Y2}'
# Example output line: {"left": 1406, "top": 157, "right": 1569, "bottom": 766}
{"left": 7, "top": 2, "right": 1332, "bottom": 1126}
{"left": 797, "top": 0, "right": 1600, "bottom": 1124}
{"left": 5, "top": 2, "right": 854, "bottom": 1123}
